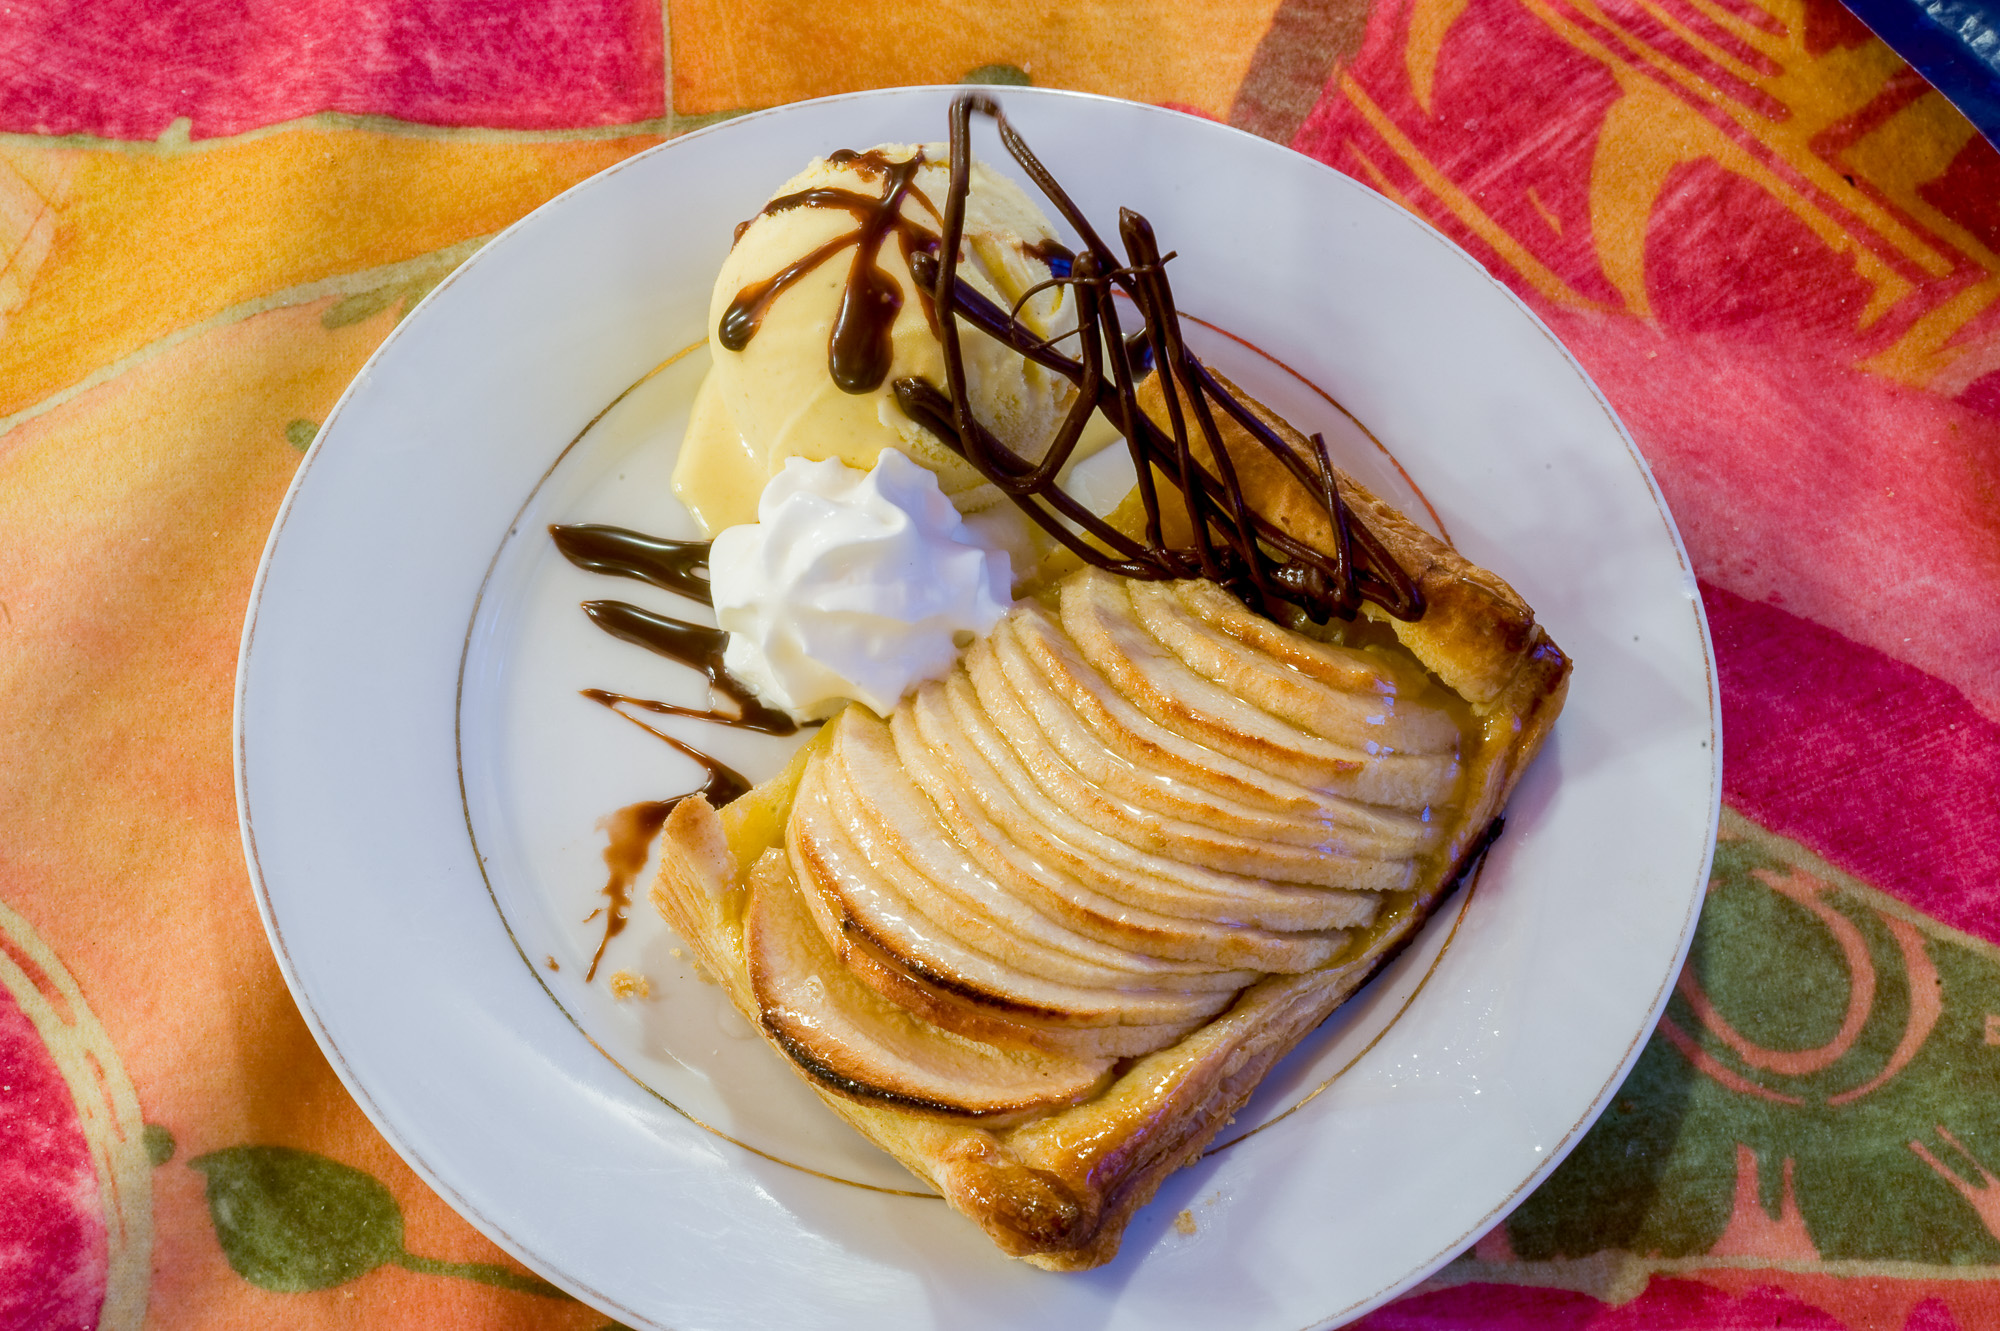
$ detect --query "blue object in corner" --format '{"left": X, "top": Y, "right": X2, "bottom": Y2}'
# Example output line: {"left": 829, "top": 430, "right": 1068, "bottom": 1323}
{"left": 1839, "top": 0, "right": 2000, "bottom": 146}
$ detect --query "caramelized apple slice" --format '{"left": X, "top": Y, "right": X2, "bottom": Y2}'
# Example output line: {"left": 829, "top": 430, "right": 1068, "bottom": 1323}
{"left": 1008, "top": 603, "right": 1372, "bottom": 822}
{"left": 817, "top": 720, "right": 1256, "bottom": 992}
{"left": 1125, "top": 580, "right": 1461, "bottom": 754}
{"left": 840, "top": 708, "right": 1340, "bottom": 972}
{"left": 946, "top": 660, "right": 1408, "bottom": 888}
{"left": 744, "top": 850, "right": 1115, "bottom": 1121}
{"left": 1170, "top": 579, "right": 1426, "bottom": 695}
{"left": 788, "top": 762, "right": 1236, "bottom": 1031}
{"left": 905, "top": 680, "right": 1384, "bottom": 928}
{"left": 993, "top": 612, "right": 1444, "bottom": 853}
{"left": 1062, "top": 570, "right": 1461, "bottom": 809}
{"left": 817, "top": 922, "right": 1218, "bottom": 1059}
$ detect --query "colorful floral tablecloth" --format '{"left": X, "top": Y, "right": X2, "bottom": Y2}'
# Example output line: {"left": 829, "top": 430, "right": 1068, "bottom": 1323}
{"left": 3, "top": 1, "right": 1998, "bottom": 1328}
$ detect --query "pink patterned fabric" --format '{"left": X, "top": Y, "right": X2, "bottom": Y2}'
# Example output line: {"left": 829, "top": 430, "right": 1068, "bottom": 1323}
{"left": 1705, "top": 581, "right": 2000, "bottom": 946}
{"left": 0, "top": 985, "right": 104, "bottom": 1331}
{"left": 0, "top": 0, "right": 665, "bottom": 137}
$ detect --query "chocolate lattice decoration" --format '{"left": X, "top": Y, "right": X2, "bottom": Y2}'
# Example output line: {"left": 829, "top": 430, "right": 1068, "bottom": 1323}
{"left": 889, "top": 93, "right": 1424, "bottom": 625}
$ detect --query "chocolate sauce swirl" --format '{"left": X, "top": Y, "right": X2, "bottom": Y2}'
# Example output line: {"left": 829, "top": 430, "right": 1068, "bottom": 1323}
{"left": 718, "top": 148, "right": 946, "bottom": 394}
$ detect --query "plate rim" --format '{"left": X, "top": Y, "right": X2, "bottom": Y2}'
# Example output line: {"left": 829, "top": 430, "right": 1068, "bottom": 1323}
{"left": 235, "top": 82, "right": 1722, "bottom": 1329}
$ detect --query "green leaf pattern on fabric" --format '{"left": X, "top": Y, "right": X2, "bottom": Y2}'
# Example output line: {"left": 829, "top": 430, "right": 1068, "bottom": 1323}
{"left": 190, "top": 1146, "right": 566, "bottom": 1298}
{"left": 320, "top": 250, "right": 461, "bottom": 331}
{"left": 960, "top": 63, "right": 1033, "bottom": 86}
{"left": 1510, "top": 815, "right": 2000, "bottom": 1265}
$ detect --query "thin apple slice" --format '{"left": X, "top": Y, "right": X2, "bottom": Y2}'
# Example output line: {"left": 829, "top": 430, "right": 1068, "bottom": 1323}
{"left": 1126, "top": 580, "right": 1461, "bottom": 755}
{"left": 999, "top": 611, "right": 1446, "bottom": 854}
{"left": 744, "top": 849, "right": 1115, "bottom": 1121}
{"left": 1062, "top": 570, "right": 1460, "bottom": 810}
{"left": 820, "top": 717, "right": 1256, "bottom": 992}
{"left": 971, "top": 628, "right": 1326, "bottom": 847}
{"left": 944, "top": 662, "right": 1408, "bottom": 891}
{"left": 845, "top": 707, "right": 1336, "bottom": 972}
{"left": 1008, "top": 602, "right": 1328, "bottom": 816}
{"left": 905, "top": 679, "right": 1386, "bottom": 930}
{"left": 779, "top": 784, "right": 1220, "bottom": 1060}
{"left": 823, "top": 923, "right": 1218, "bottom": 1059}
{"left": 790, "top": 762, "right": 1235, "bottom": 1031}
{"left": 977, "top": 627, "right": 1439, "bottom": 859}
{"left": 963, "top": 634, "right": 1422, "bottom": 871}
{"left": 935, "top": 669, "right": 1409, "bottom": 899}
{"left": 1171, "top": 578, "right": 1429, "bottom": 697}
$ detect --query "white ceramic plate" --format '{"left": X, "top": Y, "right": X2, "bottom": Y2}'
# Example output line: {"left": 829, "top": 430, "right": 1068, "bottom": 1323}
{"left": 237, "top": 87, "right": 1718, "bottom": 1330}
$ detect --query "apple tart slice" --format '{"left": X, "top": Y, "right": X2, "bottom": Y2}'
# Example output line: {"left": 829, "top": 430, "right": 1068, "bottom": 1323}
{"left": 650, "top": 384, "right": 1568, "bottom": 1269}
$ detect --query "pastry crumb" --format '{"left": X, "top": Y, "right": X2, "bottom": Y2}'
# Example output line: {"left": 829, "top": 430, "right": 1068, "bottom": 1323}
{"left": 609, "top": 970, "right": 652, "bottom": 1000}
{"left": 1175, "top": 1210, "right": 1197, "bottom": 1236}
{"left": 544, "top": 955, "right": 559, "bottom": 971}
{"left": 670, "top": 947, "right": 683, "bottom": 959}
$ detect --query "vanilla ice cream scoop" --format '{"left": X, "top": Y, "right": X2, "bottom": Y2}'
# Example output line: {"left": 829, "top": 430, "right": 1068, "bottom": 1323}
{"left": 709, "top": 450, "right": 1013, "bottom": 720}
{"left": 673, "top": 143, "right": 1084, "bottom": 540}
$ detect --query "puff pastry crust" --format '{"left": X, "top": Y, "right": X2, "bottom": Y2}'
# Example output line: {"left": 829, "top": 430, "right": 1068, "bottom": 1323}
{"left": 649, "top": 375, "right": 1569, "bottom": 1269}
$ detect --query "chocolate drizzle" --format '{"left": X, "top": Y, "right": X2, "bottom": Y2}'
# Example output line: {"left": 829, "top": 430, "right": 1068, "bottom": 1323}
{"left": 718, "top": 148, "right": 946, "bottom": 394}
{"left": 583, "top": 797, "right": 679, "bottom": 982}
{"left": 1021, "top": 236, "right": 1075, "bottom": 273}
{"left": 581, "top": 692, "right": 753, "bottom": 808}
{"left": 889, "top": 93, "right": 1426, "bottom": 626}
{"left": 571, "top": 692, "right": 749, "bottom": 979}
{"left": 550, "top": 523, "right": 712, "bottom": 602}
{"left": 579, "top": 601, "right": 796, "bottom": 736}
{"left": 551, "top": 524, "right": 797, "bottom": 736}
{"left": 550, "top": 519, "right": 785, "bottom": 974}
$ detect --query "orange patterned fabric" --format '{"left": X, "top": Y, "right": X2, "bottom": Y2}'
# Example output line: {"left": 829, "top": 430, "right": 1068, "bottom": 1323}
{"left": 1, "top": 1, "right": 1996, "bottom": 1327}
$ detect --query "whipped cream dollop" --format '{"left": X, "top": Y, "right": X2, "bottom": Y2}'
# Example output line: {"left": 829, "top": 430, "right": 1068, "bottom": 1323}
{"left": 710, "top": 450, "right": 1013, "bottom": 720}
